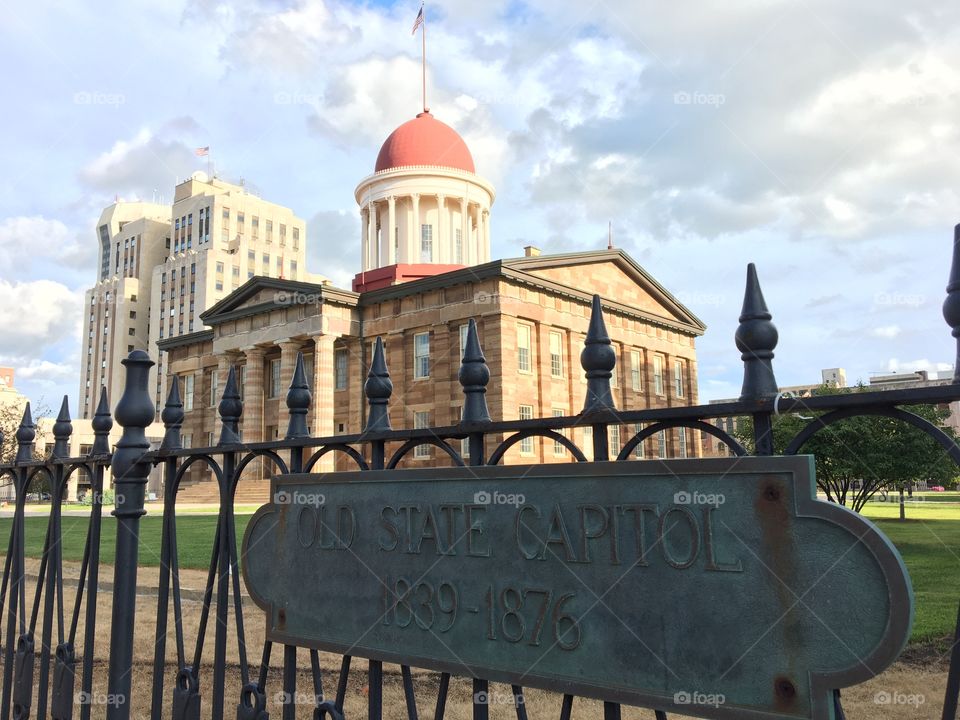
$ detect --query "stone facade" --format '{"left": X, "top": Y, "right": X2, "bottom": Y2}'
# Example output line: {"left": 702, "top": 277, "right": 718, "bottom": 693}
{"left": 159, "top": 250, "right": 706, "bottom": 500}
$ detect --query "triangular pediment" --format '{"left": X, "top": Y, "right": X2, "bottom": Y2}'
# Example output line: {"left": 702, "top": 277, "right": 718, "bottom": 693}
{"left": 503, "top": 250, "right": 706, "bottom": 334}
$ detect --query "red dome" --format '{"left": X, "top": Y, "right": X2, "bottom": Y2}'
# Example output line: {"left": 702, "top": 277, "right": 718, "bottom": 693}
{"left": 375, "top": 111, "right": 475, "bottom": 173}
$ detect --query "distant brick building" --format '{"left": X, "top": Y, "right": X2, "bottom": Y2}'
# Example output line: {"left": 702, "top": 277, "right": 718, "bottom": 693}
{"left": 157, "top": 111, "right": 706, "bottom": 501}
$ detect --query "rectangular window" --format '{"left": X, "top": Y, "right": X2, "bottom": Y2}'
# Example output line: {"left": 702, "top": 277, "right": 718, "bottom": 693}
{"left": 414, "top": 411, "right": 430, "bottom": 458}
{"left": 634, "top": 423, "right": 645, "bottom": 458}
{"left": 678, "top": 427, "right": 688, "bottom": 458}
{"left": 420, "top": 224, "right": 433, "bottom": 262}
{"left": 549, "top": 331, "right": 563, "bottom": 377}
{"left": 414, "top": 332, "right": 430, "bottom": 379}
{"left": 519, "top": 405, "right": 534, "bottom": 454}
{"left": 454, "top": 228, "right": 463, "bottom": 264}
{"left": 653, "top": 355, "right": 664, "bottom": 396}
{"left": 517, "top": 324, "right": 532, "bottom": 373}
{"left": 269, "top": 358, "right": 282, "bottom": 398}
{"left": 334, "top": 348, "right": 348, "bottom": 390}
{"left": 553, "top": 409, "right": 566, "bottom": 457}
{"left": 292, "top": 227, "right": 300, "bottom": 249}
{"left": 631, "top": 350, "right": 642, "bottom": 390}
{"left": 210, "top": 370, "right": 219, "bottom": 406}
{"left": 459, "top": 324, "right": 469, "bottom": 361}
{"left": 183, "top": 374, "right": 195, "bottom": 411}
{"left": 674, "top": 359, "right": 685, "bottom": 398}
{"left": 657, "top": 430, "right": 667, "bottom": 458}
{"left": 609, "top": 424, "right": 621, "bottom": 458}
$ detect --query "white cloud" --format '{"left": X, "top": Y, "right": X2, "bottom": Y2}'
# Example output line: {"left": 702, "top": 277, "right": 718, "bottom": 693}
{"left": 78, "top": 121, "right": 203, "bottom": 200}
{"left": 0, "top": 216, "right": 87, "bottom": 268}
{"left": 872, "top": 325, "right": 902, "bottom": 339}
{"left": 0, "top": 280, "right": 83, "bottom": 360}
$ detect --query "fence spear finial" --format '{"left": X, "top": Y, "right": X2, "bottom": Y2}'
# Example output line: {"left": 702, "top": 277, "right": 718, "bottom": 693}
{"left": 944, "top": 223, "right": 960, "bottom": 383}
{"left": 91, "top": 387, "right": 112, "bottom": 455}
{"left": 581, "top": 295, "right": 616, "bottom": 414}
{"left": 52, "top": 395, "right": 72, "bottom": 459}
{"left": 285, "top": 352, "right": 311, "bottom": 439}
{"left": 459, "top": 319, "right": 491, "bottom": 423}
{"left": 365, "top": 337, "right": 393, "bottom": 431}
{"left": 736, "top": 263, "right": 779, "bottom": 401}
{"left": 218, "top": 365, "right": 242, "bottom": 445}
{"left": 161, "top": 377, "right": 184, "bottom": 450}
{"left": 15, "top": 401, "right": 35, "bottom": 464}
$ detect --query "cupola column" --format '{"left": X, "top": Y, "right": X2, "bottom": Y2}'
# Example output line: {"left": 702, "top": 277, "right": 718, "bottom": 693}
{"left": 411, "top": 193, "right": 421, "bottom": 263}
{"left": 483, "top": 209, "right": 491, "bottom": 262}
{"left": 437, "top": 194, "right": 447, "bottom": 264}
{"left": 387, "top": 196, "right": 397, "bottom": 265}
{"left": 461, "top": 198, "right": 470, "bottom": 265}
{"left": 367, "top": 202, "right": 377, "bottom": 269}
{"left": 360, "top": 207, "right": 369, "bottom": 270}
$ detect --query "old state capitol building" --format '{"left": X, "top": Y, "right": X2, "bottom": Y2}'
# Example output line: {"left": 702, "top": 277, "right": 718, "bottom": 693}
{"left": 154, "top": 110, "right": 706, "bottom": 501}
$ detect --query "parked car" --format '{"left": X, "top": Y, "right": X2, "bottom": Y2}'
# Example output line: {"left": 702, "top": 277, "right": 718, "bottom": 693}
{"left": 930, "top": 485, "right": 946, "bottom": 492}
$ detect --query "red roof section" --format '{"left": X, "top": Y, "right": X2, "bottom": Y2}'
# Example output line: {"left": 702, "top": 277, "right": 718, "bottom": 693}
{"left": 375, "top": 112, "right": 475, "bottom": 173}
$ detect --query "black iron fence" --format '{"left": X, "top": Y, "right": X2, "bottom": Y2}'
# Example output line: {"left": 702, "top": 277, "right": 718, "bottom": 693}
{"left": 2, "top": 230, "right": 960, "bottom": 719}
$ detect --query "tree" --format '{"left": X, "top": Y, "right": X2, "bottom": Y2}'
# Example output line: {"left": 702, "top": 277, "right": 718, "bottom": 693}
{"left": 0, "top": 400, "right": 52, "bottom": 497}
{"left": 734, "top": 384, "right": 960, "bottom": 517}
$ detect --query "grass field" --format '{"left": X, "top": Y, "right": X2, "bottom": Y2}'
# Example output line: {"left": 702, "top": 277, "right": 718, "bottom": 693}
{"left": 0, "top": 501, "right": 959, "bottom": 643}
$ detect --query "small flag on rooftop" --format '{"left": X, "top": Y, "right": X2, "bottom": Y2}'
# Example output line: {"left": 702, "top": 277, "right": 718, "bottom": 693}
{"left": 411, "top": 5, "right": 424, "bottom": 35}
{"left": 195, "top": 146, "right": 210, "bottom": 157}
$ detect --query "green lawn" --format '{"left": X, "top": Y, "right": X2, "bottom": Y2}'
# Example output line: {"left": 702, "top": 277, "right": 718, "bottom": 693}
{"left": 1, "top": 504, "right": 959, "bottom": 644}
{"left": 0, "top": 513, "right": 252, "bottom": 571}
{"left": 861, "top": 502, "right": 960, "bottom": 642}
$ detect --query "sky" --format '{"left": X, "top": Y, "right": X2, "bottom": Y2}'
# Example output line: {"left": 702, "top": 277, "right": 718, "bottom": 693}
{"left": 0, "top": 0, "right": 958, "bottom": 415}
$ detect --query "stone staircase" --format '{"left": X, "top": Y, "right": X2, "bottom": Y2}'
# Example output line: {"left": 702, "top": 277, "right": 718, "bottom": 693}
{"left": 174, "top": 476, "right": 271, "bottom": 505}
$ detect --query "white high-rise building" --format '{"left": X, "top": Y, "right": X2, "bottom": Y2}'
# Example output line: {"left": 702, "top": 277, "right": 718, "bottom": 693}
{"left": 79, "top": 172, "right": 310, "bottom": 417}
{"left": 147, "top": 173, "right": 308, "bottom": 409}
{"left": 79, "top": 201, "right": 171, "bottom": 418}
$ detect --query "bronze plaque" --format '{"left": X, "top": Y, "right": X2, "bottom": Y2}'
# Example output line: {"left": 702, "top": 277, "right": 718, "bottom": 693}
{"left": 242, "top": 457, "right": 912, "bottom": 720}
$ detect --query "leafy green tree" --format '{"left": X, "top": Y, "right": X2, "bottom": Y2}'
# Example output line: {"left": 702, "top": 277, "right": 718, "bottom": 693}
{"left": 734, "top": 384, "right": 959, "bottom": 518}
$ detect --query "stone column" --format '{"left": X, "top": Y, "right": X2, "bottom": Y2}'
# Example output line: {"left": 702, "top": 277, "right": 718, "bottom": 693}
{"left": 461, "top": 198, "right": 470, "bottom": 265}
{"left": 387, "top": 196, "right": 397, "bottom": 265}
{"left": 366, "top": 203, "right": 378, "bottom": 269}
{"left": 278, "top": 339, "right": 302, "bottom": 434}
{"left": 241, "top": 347, "right": 265, "bottom": 444}
{"left": 482, "top": 209, "right": 491, "bottom": 261}
{"left": 411, "top": 194, "right": 421, "bottom": 263}
{"left": 312, "top": 334, "right": 336, "bottom": 471}
{"left": 437, "top": 194, "right": 447, "bottom": 264}
{"left": 360, "top": 207, "right": 369, "bottom": 270}
{"left": 240, "top": 346, "right": 265, "bottom": 480}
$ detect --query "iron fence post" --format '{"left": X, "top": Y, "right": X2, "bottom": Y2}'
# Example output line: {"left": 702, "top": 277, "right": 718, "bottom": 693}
{"left": 459, "top": 319, "right": 489, "bottom": 464}
{"left": 736, "top": 264, "right": 779, "bottom": 455}
{"left": 581, "top": 295, "right": 616, "bottom": 460}
{"left": 107, "top": 350, "right": 155, "bottom": 719}
{"left": 944, "top": 223, "right": 960, "bottom": 383}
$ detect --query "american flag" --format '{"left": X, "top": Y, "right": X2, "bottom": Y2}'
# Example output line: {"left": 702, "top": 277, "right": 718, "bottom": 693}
{"left": 195, "top": 146, "right": 210, "bottom": 157}
{"left": 411, "top": 5, "right": 424, "bottom": 35}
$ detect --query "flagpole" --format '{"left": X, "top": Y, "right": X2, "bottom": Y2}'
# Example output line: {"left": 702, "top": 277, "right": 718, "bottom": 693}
{"left": 422, "top": 3, "right": 427, "bottom": 112}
